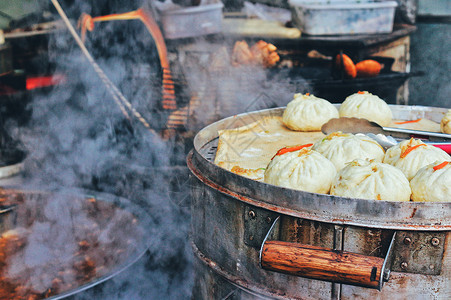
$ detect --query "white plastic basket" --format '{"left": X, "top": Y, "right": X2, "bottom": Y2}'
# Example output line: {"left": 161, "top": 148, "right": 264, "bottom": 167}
{"left": 288, "top": 0, "right": 398, "bottom": 35}
{"left": 157, "top": 1, "right": 224, "bottom": 39}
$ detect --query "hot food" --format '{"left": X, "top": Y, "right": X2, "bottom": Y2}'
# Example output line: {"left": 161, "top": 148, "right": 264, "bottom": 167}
{"left": 214, "top": 91, "right": 451, "bottom": 202}
{"left": 383, "top": 138, "right": 451, "bottom": 180}
{"left": 339, "top": 91, "right": 393, "bottom": 126}
{"left": 0, "top": 191, "right": 145, "bottom": 300}
{"left": 441, "top": 109, "right": 451, "bottom": 134}
{"left": 312, "top": 132, "right": 385, "bottom": 171}
{"left": 282, "top": 93, "right": 339, "bottom": 131}
{"left": 410, "top": 161, "right": 451, "bottom": 202}
{"left": 264, "top": 144, "right": 336, "bottom": 194}
{"left": 330, "top": 159, "right": 411, "bottom": 202}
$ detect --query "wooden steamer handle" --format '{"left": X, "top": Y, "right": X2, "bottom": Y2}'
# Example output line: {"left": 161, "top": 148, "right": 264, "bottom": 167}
{"left": 260, "top": 241, "right": 385, "bottom": 289}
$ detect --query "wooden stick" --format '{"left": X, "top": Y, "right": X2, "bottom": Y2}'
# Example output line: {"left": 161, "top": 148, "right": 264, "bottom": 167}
{"left": 261, "top": 240, "right": 384, "bottom": 289}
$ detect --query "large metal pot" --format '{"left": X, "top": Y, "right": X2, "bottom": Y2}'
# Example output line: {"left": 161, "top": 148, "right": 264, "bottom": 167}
{"left": 187, "top": 105, "right": 451, "bottom": 299}
{"left": 0, "top": 188, "right": 149, "bottom": 299}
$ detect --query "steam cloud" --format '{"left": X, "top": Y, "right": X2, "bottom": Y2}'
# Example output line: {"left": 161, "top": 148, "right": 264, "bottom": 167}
{"left": 3, "top": 0, "right": 303, "bottom": 299}
{"left": 5, "top": 1, "right": 192, "bottom": 299}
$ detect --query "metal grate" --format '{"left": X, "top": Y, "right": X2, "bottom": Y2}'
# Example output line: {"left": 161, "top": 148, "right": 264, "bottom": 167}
{"left": 199, "top": 138, "right": 218, "bottom": 162}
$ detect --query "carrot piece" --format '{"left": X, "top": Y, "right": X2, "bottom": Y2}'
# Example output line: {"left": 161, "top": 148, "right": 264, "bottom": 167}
{"left": 400, "top": 144, "right": 426, "bottom": 158}
{"left": 355, "top": 59, "right": 382, "bottom": 78}
{"left": 272, "top": 144, "right": 313, "bottom": 159}
{"left": 433, "top": 161, "right": 449, "bottom": 171}
{"left": 394, "top": 119, "right": 422, "bottom": 125}
{"left": 358, "top": 91, "right": 365, "bottom": 94}
{"left": 335, "top": 54, "right": 356, "bottom": 79}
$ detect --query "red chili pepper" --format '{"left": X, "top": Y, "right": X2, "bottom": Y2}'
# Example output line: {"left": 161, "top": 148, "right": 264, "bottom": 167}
{"left": 400, "top": 143, "right": 426, "bottom": 158}
{"left": 394, "top": 119, "right": 422, "bottom": 125}
{"left": 272, "top": 144, "right": 313, "bottom": 159}
{"left": 433, "top": 161, "right": 449, "bottom": 171}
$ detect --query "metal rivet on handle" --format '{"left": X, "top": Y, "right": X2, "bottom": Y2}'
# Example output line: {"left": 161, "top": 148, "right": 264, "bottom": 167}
{"left": 400, "top": 262, "right": 408, "bottom": 270}
{"left": 431, "top": 237, "right": 440, "bottom": 247}
{"left": 403, "top": 237, "right": 412, "bottom": 245}
{"left": 248, "top": 210, "right": 256, "bottom": 219}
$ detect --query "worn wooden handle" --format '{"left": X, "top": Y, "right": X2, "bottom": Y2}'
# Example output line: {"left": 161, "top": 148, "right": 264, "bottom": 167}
{"left": 261, "top": 241, "right": 384, "bottom": 289}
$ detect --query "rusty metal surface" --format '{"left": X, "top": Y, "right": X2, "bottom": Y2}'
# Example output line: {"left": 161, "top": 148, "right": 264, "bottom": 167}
{"left": 190, "top": 176, "right": 333, "bottom": 299}
{"left": 192, "top": 248, "right": 280, "bottom": 300}
{"left": 332, "top": 225, "right": 344, "bottom": 300}
{"left": 189, "top": 105, "right": 451, "bottom": 230}
{"left": 244, "top": 206, "right": 279, "bottom": 249}
{"left": 391, "top": 231, "right": 446, "bottom": 275}
{"left": 279, "top": 217, "right": 335, "bottom": 248}
{"left": 189, "top": 171, "right": 451, "bottom": 299}
{"left": 340, "top": 230, "right": 451, "bottom": 300}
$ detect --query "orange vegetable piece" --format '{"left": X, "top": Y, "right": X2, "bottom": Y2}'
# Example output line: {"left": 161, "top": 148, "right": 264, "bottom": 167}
{"left": 335, "top": 54, "right": 357, "bottom": 78}
{"left": 272, "top": 144, "right": 313, "bottom": 159}
{"left": 355, "top": 59, "right": 382, "bottom": 78}
{"left": 394, "top": 119, "right": 422, "bottom": 125}
{"left": 433, "top": 161, "right": 449, "bottom": 171}
{"left": 400, "top": 143, "right": 426, "bottom": 158}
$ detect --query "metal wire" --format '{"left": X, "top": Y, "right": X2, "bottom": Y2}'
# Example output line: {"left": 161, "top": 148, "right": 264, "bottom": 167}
{"left": 50, "top": 0, "right": 157, "bottom": 135}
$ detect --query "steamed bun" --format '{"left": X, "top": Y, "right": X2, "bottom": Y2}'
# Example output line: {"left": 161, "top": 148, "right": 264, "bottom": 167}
{"left": 410, "top": 161, "right": 451, "bottom": 202}
{"left": 331, "top": 159, "right": 411, "bottom": 202}
{"left": 282, "top": 93, "right": 339, "bottom": 131}
{"left": 383, "top": 138, "right": 451, "bottom": 180}
{"left": 441, "top": 109, "right": 451, "bottom": 134}
{"left": 312, "top": 132, "right": 385, "bottom": 171}
{"left": 339, "top": 91, "right": 392, "bottom": 126}
{"left": 264, "top": 145, "right": 336, "bottom": 193}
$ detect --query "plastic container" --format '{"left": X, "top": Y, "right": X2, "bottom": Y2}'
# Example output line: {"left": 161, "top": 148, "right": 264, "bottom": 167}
{"left": 157, "top": 2, "right": 224, "bottom": 39}
{"left": 288, "top": 0, "right": 398, "bottom": 35}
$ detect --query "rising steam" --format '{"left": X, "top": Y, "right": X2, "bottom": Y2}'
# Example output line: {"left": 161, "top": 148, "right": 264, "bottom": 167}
{"left": 3, "top": 0, "right": 302, "bottom": 298}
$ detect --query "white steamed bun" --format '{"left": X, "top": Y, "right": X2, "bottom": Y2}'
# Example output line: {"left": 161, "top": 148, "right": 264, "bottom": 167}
{"left": 312, "top": 132, "right": 385, "bottom": 171}
{"left": 383, "top": 138, "right": 451, "bottom": 180}
{"left": 264, "top": 144, "right": 336, "bottom": 193}
{"left": 410, "top": 161, "right": 451, "bottom": 202}
{"left": 331, "top": 159, "right": 411, "bottom": 202}
{"left": 441, "top": 109, "right": 451, "bottom": 134}
{"left": 339, "top": 91, "right": 392, "bottom": 126}
{"left": 282, "top": 93, "right": 339, "bottom": 131}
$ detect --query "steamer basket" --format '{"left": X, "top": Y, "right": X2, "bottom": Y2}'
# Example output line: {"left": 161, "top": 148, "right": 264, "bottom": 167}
{"left": 187, "top": 105, "right": 451, "bottom": 299}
